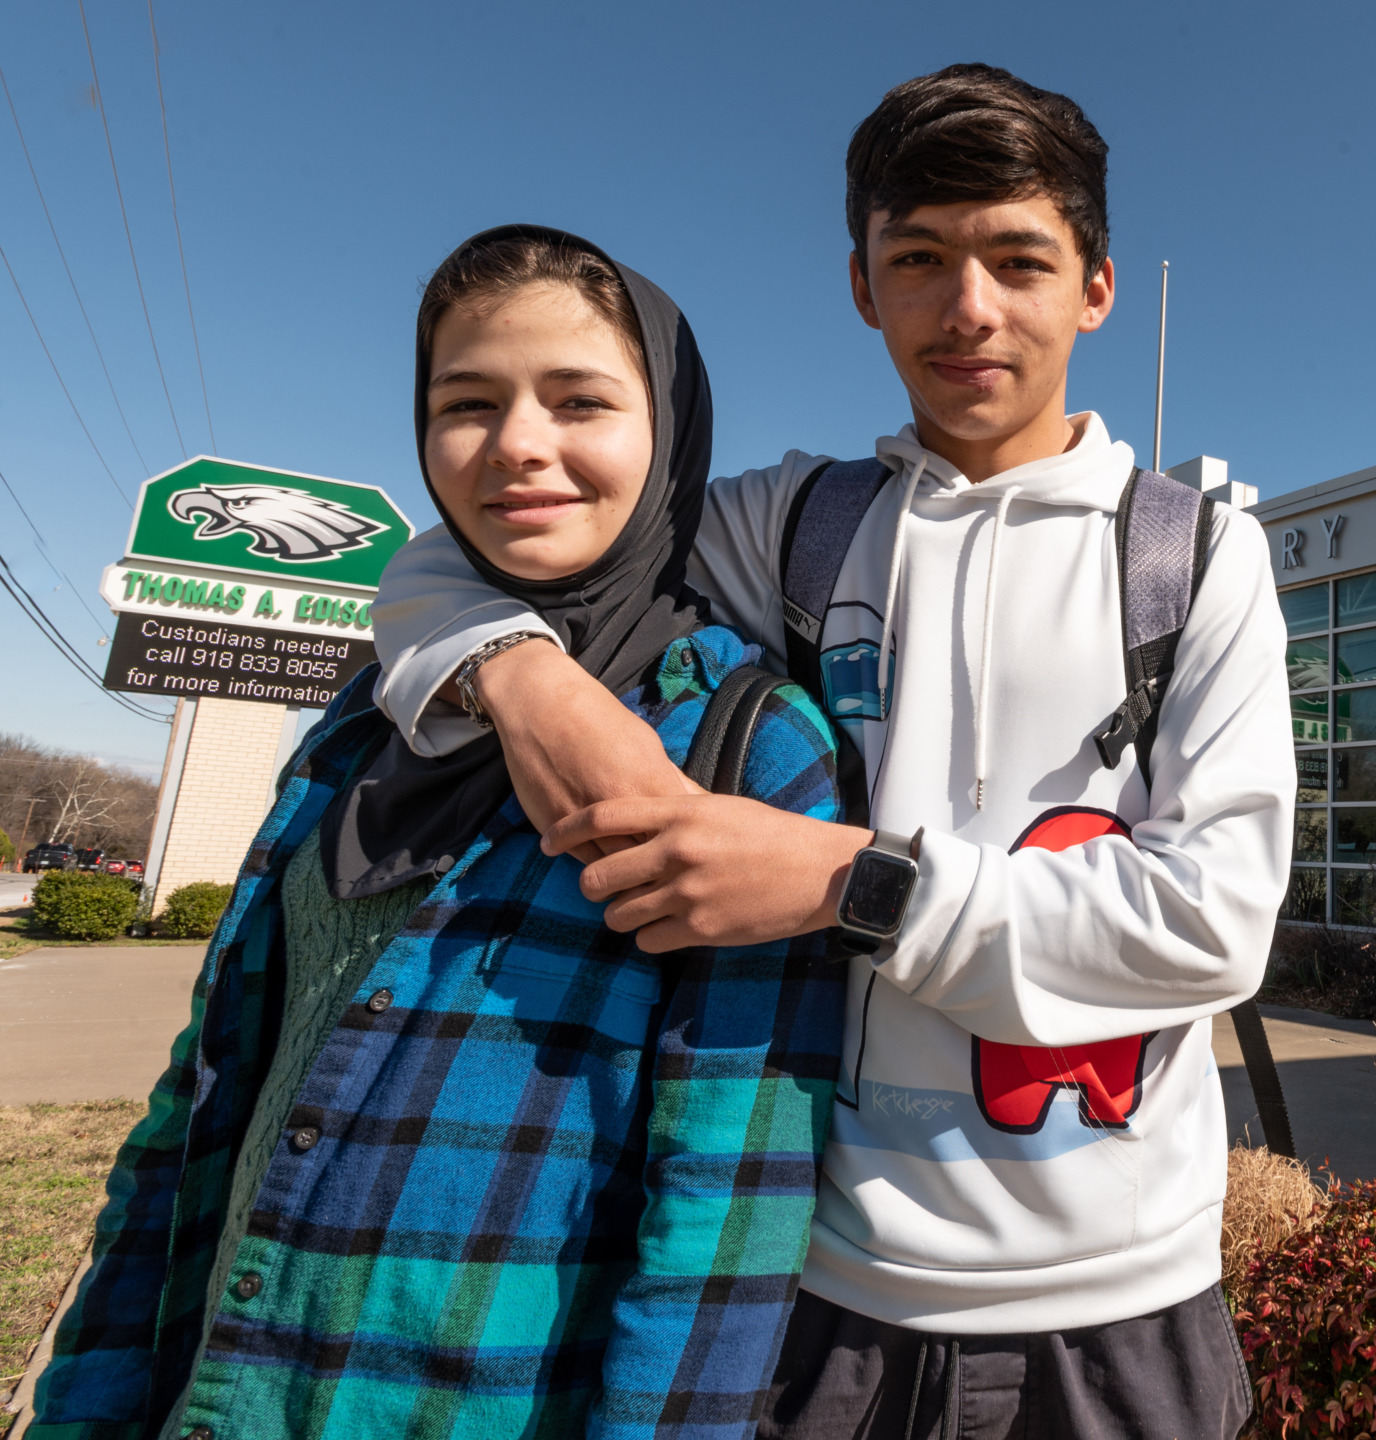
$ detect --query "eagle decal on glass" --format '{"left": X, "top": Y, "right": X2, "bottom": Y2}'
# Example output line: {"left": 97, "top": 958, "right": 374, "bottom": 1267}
{"left": 168, "top": 484, "right": 386, "bottom": 562}
{"left": 972, "top": 807, "right": 1153, "bottom": 1134}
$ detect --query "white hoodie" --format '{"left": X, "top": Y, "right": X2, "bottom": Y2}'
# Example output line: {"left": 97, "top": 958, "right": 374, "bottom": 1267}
{"left": 370, "top": 413, "right": 1294, "bottom": 1333}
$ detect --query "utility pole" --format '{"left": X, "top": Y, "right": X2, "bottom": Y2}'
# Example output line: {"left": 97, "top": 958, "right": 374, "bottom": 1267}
{"left": 1153, "top": 260, "right": 1168, "bottom": 472}
{"left": 14, "top": 796, "right": 40, "bottom": 866}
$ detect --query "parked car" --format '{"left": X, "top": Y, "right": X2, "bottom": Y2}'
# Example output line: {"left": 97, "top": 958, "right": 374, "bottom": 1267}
{"left": 103, "top": 858, "right": 128, "bottom": 876}
{"left": 75, "top": 848, "right": 106, "bottom": 871}
{"left": 23, "top": 843, "right": 77, "bottom": 873}
{"left": 125, "top": 860, "right": 145, "bottom": 878}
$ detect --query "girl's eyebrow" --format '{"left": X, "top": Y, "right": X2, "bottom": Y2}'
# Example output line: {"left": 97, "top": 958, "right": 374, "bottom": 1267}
{"left": 545, "top": 367, "right": 626, "bottom": 386}
{"left": 429, "top": 366, "right": 627, "bottom": 391}
{"left": 428, "top": 368, "right": 487, "bottom": 390}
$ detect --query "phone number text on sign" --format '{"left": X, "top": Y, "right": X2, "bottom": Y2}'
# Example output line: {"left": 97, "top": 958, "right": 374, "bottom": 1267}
{"left": 104, "top": 613, "right": 377, "bottom": 707}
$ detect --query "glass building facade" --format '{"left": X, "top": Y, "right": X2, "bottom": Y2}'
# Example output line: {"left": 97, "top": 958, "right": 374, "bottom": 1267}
{"left": 1282, "top": 569, "right": 1376, "bottom": 925}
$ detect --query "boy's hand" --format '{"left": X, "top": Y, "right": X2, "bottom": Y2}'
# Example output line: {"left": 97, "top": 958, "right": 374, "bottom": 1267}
{"left": 542, "top": 795, "right": 875, "bottom": 951}
{"left": 450, "top": 640, "right": 700, "bottom": 861}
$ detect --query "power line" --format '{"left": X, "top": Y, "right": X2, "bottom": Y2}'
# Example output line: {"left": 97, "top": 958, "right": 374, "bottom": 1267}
{"left": 147, "top": 1, "right": 216, "bottom": 456}
{"left": 0, "top": 461, "right": 113, "bottom": 638}
{"left": 78, "top": 0, "right": 187, "bottom": 460}
{"left": 0, "top": 553, "right": 107, "bottom": 687}
{"left": 0, "top": 236, "right": 133, "bottom": 509}
{"left": 0, "top": 551, "right": 169, "bottom": 723}
{"left": 0, "top": 60, "right": 151, "bottom": 477}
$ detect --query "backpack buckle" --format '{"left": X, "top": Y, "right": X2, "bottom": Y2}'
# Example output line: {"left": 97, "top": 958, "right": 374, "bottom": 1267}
{"left": 1093, "top": 678, "right": 1158, "bottom": 770}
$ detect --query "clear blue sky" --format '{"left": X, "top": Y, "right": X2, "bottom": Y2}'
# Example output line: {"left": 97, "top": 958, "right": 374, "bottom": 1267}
{"left": 2, "top": 0, "right": 1373, "bottom": 773}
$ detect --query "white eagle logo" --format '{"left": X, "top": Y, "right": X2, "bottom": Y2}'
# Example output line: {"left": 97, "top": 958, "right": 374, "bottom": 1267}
{"left": 168, "top": 484, "right": 386, "bottom": 562}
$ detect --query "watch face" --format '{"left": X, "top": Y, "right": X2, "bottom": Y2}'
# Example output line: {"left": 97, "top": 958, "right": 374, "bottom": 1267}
{"left": 841, "top": 849, "right": 916, "bottom": 935}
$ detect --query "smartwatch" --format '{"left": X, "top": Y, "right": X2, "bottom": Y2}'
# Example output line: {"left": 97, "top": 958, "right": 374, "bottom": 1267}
{"left": 836, "top": 828, "right": 922, "bottom": 952}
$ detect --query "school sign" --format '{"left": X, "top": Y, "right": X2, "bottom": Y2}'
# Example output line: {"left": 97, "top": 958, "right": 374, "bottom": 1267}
{"left": 101, "top": 458, "right": 413, "bottom": 707}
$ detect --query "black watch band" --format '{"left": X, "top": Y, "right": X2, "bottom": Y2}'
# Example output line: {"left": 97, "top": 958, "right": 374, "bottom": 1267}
{"left": 835, "top": 828, "right": 922, "bottom": 949}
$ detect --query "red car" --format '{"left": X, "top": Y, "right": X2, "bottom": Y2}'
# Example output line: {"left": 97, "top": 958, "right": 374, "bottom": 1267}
{"left": 103, "top": 859, "right": 127, "bottom": 876}
{"left": 126, "top": 860, "right": 145, "bottom": 878}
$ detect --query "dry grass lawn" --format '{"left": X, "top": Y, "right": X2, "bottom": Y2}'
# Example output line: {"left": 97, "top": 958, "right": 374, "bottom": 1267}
{"left": 0, "top": 1101, "right": 142, "bottom": 1424}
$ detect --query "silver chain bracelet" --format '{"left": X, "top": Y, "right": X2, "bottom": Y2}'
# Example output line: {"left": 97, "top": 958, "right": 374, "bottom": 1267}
{"left": 452, "top": 631, "right": 556, "bottom": 729}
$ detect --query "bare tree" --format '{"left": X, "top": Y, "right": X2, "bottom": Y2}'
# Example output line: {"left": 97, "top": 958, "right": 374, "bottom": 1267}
{"left": 44, "top": 757, "right": 122, "bottom": 843}
{"left": 0, "top": 733, "right": 157, "bottom": 858}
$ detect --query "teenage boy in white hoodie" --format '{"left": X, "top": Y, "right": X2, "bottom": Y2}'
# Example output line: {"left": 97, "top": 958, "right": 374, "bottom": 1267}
{"left": 370, "top": 64, "right": 1291, "bottom": 1440}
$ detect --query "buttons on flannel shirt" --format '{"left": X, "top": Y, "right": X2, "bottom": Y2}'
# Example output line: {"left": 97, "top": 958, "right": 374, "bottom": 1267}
{"left": 234, "top": 1271, "right": 263, "bottom": 1300}
{"left": 185, "top": 1428, "right": 214, "bottom": 1440}
{"left": 291, "top": 1126, "right": 320, "bottom": 1152}
{"left": 367, "top": 988, "right": 394, "bottom": 1013}
{"left": 679, "top": 646, "right": 694, "bottom": 667}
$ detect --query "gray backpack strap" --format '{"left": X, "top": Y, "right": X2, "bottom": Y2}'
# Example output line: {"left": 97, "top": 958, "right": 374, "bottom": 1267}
{"left": 780, "top": 458, "right": 894, "bottom": 700}
{"left": 1093, "top": 467, "right": 1214, "bottom": 778}
{"left": 779, "top": 457, "right": 893, "bottom": 824}
{"left": 1096, "top": 469, "right": 1295, "bottom": 1156}
{"left": 682, "top": 664, "right": 790, "bottom": 795}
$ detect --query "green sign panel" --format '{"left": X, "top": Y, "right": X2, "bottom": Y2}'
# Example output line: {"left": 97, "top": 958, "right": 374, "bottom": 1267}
{"left": 125, "top": 457, "right": 414, "bottom": 588}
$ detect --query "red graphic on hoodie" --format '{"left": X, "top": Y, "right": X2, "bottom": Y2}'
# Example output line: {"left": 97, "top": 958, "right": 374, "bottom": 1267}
{"left": 972, "top": 808, "right": 1153, "bottom": 1134}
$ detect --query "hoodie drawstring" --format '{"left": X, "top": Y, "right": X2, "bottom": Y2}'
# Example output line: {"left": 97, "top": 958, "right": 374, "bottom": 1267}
{"left": 974, "top": 487, "right": 1020, "bottom": 811}
{"left": 877, "top": 456, "right": 928, "bottom": 721}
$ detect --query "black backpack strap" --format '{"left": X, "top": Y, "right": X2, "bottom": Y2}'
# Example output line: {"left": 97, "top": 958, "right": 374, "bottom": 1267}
{"left": 682, "top": 664, "right": 791, "bottom": 796}
{"left": 1228, "top": 999, "right": 1297, "bottom": 1158}
{"left": 1093, "top": 467, "right": 1214, "bottom": 779}
{"left": 1096, "top": 470, "right": 1294, "bottom": 1156}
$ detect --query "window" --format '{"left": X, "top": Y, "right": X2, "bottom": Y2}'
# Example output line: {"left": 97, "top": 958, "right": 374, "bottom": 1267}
{"left": 1334, "top": 870, "right": 1376, "bottom": 927}
{"left": 1295, "top": 810, "right": 1327, "bottom": 862}
{"left": 1286, "top": 638, "right": 1328, "bottom": 690}
{"left": 1296, "top": 749, "right": 1328, "bottom": 801}
{"left": 1280, "top": 573, "right": 1376, "bottom": 926}
{"left": 1334, "top": 808, "right": 1376, "bottom": 862}
{"left": 1335, "top": 686, "right": 1376, "bottom": 742}
{"left": 1280, "top": 584, "right": 1329, "bottom": 636}
{"left": 1337, "top": 575, "right": 1376, "bottom": 628}
{"left": 1334, "top": 748, "right": 1376, "bottom": 801}
{"left": 1292, "top": 693, "right": 1328, "bottom": 743}
{"left": 1337, "top": 628, "right": 1376, "bottom": 684}
{"left": 1281, "top": 868, "right": 1326, "bottom": 923}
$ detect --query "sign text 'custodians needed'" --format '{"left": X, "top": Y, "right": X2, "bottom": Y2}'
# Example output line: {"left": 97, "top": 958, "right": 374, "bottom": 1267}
{"left": 101, "top": 457, "right": 413, "bottom": 707}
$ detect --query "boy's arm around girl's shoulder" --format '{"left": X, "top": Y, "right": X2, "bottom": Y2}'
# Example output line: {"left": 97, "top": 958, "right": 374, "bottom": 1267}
{"left": 588, "top": 674, "right": 845, "bottom": 1438}
{"left": 28, "top": 971, "right": 211, "bottom": 1435}
{"left": 368, "top": 451, "right": 827, "bottom": 753}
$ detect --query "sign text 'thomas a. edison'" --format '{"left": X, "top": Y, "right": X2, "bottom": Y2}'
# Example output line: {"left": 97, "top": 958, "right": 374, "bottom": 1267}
{"left": 100, "top": 563, "right": 376, "bottom": 638}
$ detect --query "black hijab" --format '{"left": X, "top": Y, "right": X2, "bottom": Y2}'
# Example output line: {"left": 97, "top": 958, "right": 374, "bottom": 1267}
{"left": 321, "top": 226, "right": 713, "bottom": 898}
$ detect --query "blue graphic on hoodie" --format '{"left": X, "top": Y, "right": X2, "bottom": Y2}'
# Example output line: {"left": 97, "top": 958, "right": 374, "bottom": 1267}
{"left": 821, "top": 639, "right": 895, "bottom": 722}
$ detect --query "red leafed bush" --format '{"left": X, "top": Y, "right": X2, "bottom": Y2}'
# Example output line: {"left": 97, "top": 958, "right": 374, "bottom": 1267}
{"left": 1233, "top": 1176, "right": 1376, "bottom": 1438}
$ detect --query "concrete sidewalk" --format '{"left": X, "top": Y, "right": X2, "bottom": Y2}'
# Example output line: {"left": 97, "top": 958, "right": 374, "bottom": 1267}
{"left": 0, "top": 943, "right": 205, "bottom": 1106}
{"left": 1213, "top": 1002, "right": 1376, "bottom": 1181}
{"left": 1, "top": 942, "right": 1370, "bottom": 1172}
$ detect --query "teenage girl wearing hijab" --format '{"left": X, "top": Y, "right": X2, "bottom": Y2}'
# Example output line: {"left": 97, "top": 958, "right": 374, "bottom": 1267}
{"left": 32, "top": 229, "right": 845, "bottom": 1440}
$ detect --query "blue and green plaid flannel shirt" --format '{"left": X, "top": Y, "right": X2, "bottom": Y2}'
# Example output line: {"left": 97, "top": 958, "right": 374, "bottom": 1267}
{"left": 32, "top": 626, "right": 844, "bottom": 1440}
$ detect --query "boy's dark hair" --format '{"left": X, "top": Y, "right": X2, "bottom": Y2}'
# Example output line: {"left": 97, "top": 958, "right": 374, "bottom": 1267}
{"left": 846, "top": 64, "right": 1109, "bottom": 286}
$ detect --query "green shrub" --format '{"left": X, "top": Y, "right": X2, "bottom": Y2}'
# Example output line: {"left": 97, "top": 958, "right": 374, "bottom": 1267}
{"left": 1233, "top": 1175, "right": 1376, "bottom": 1436}
{"left": 158, "top": 882, "right": 233, "bottom": 939}
{"left": 30, "top": 871, "right": 140, "bottom": 941}
{"left": 0, "top": 828, "right": 14, "bottom": 866}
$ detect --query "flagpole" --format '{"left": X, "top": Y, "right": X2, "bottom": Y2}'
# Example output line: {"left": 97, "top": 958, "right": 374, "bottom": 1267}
{"left": 1153, "top": 260, "right": 1168, "bottom": 472}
